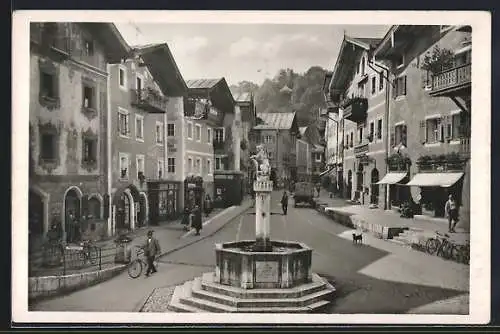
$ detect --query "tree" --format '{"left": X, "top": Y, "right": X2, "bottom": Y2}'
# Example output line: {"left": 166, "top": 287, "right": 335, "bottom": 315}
{"left": 422, "top": 45, "right": 455, "bottom": 74}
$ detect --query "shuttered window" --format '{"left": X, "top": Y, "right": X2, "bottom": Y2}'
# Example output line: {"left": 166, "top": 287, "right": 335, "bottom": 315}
{"left": 393, "top": 75, "right": 407, "bottom": 98}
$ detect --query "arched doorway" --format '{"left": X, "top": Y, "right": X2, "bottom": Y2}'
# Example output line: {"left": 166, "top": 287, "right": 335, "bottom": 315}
{"left": 64, "top": 187, "right": 82, "bottom": 243}
{"left": 137, "top": 192, "right": 148, "bottom": 227}
{"left": 115, "top": 185, "right": 140, "bottom": 232}
{"left": 370, "top": 168, "right": 380, "bottom": 204}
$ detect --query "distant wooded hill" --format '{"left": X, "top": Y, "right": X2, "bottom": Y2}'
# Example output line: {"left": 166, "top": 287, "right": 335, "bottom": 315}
{"left": 229, "top": 66, "right": 327, "bottom": 126}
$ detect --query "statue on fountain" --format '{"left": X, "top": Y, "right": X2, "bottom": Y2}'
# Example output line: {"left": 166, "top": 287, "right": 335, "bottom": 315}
{"left": 250, "top": 144, "right": 270, "bottom": 181}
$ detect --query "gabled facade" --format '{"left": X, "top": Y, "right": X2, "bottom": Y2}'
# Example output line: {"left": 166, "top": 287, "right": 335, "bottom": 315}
{"left": 29, "top": 23, "right": 130, "bottom": 247}
{"left": 184, "top": 78, "right": 239, "bottom": 207}
{"left": 328, "top": 35, "right": 387, "bottom": 207}
{"left": 233, "top": 92, "right": 257, "bottom": 184}
{"left": 374, "top": 25, "right": 471, "bottom": 225}
{"left": 254, "top": 112, "right": 299, "bottom": 187}
{"left": 108, "top": 43, "right": 186, "bottom": 232}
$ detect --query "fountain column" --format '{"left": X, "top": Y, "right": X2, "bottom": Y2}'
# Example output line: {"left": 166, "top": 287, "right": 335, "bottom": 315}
{"left": 254, "top": 176, "right": 273, "bottom": 252}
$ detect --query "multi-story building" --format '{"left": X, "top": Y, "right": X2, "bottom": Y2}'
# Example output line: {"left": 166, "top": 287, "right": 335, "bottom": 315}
{"left": 327, "top": 35, "right": 387, "bottom": 207}
{"left": 233, "top": 92, "right": 257, "bottom": 185}
{"left": 296, "top": 129, "right": 311, "bottom": 182}
{"left": 29, "top": 23, "right": 130, "bottom": 247}
{"left": 184, "top": 78, "right": 238, "bottom": 207}
{"left": 373, "top": 25, "right": 471, "bottom": 225}
{"left": 321, "top": 108, "right": 342, "bottom": 192}
{"left": 254, "top": 112, "right": 299, "bottom": 187}
{"left": 108, "top": 43, "right": 186, "bottom": 232}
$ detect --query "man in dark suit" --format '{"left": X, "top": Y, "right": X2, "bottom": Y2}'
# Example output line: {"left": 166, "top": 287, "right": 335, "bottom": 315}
{"left": 142, "top": 230, "right": 161, "bottom": 277}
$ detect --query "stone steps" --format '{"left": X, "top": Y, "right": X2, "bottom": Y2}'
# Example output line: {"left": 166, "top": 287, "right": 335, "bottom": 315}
{"left": 200, "top": 272, "right": 329, "bottom": 299}
{"left": 167, "top": 271, "right": 335, "bottom": 313}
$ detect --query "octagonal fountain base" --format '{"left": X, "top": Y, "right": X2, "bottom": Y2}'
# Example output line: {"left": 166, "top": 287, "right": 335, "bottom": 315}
{"left": 167, "top": 240, "right": 336, "bottom": 313}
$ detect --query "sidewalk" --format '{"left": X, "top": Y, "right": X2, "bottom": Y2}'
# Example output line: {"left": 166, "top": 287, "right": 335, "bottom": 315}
{"left": 28, "top": 200, "right": 253, "bottom": 303}
{"left": 313, "top": 193, "right": 470, "bottom": 245}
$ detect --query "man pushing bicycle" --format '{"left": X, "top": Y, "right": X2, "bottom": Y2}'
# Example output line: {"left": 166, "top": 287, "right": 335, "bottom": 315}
{"left": 142, "top": 230, "right": 161, "bottom": 277}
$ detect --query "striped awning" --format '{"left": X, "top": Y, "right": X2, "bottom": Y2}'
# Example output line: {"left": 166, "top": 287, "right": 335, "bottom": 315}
{"left": 376, "top": 172, "right": 407, "bottom": 185}
{"left": 405, "top": 172, "right": 464, "bottom": 188}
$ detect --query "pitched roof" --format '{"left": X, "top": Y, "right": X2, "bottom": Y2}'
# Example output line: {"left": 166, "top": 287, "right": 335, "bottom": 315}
{"left": 130, "top": 43, "right": 187, "bottom": 95}
{"left": 254, "top": 112, "right": 296, "bottom": 130}
{"left": 186, "top": 78, "right": 223, "bottom": 89}
{"left": 346, "top": 37, "right": 383, "bottom": 50}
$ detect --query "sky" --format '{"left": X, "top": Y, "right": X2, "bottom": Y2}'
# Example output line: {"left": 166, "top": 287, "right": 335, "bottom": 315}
{"left": 115, "top": 23, "right": 390, "bottom": 86}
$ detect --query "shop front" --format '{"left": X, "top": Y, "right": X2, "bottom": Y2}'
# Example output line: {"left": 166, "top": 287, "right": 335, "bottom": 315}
{"left": 148, "top": 181, "right": 181, "bottom": 224}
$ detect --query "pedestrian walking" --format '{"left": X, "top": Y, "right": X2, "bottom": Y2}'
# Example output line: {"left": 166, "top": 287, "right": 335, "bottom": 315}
{"left": 445, "top": 194, "right": 459, "bottom": 233}
{"left": 281, "top": 191, "right": 289, "bottom": 215}
{"left": 142, "top": 230, "right": 161, "bottom": 277}
{"left": 192, "top": 205, "right": 202, "bottom": 236}
{"left": 203, "top": 194, "right": 212, "bottom": 218}
{"left": 315, "top": 183, "right": 321, "bottom": 198}
{"left": 181, "top": 207, "right": 191, "bottom": 231}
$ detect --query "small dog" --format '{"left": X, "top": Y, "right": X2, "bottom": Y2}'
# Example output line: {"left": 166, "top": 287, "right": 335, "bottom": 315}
{"left": 352, "top": 233, "right": 363, "bottom": 244}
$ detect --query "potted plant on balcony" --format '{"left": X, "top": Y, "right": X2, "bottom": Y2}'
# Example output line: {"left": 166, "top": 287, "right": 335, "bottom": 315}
{"left": 422, "top": 45, "right": 455, "bottom": 74}
{"left": 386, "top": 153, "right": 411, "bottom": 171}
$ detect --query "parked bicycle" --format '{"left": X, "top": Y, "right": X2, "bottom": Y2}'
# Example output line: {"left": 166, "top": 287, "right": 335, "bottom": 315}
{"left": 450, "top": 242, "right": 470, "bottom": 265}
{"left": 77, "top": 240, "right": 99, "bottom": 265}
{"left": 425, "top": 231, "right": 454, "bottom": 259}
{"left": 128, "top": 246, "right": 159, "bottom": 279}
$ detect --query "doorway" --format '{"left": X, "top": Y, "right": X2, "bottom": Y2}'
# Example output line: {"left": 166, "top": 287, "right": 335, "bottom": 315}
{"left": 64, "top": 188, "right": 81, "bottom": 243}
{"left": 370, "top": 168, "right": 380, "bottom": 204}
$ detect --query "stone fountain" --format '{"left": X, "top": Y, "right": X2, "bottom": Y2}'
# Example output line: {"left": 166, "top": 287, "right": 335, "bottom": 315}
{"left": 167, "top": 145, "right": 336, "bottom": 313}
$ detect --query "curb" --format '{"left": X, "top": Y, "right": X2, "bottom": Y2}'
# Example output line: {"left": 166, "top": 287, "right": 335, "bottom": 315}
{"left": 29, "top": 202, "right": 251, "bottom": 304}
{"left": 157, "top": 201, "right": 253, "bottom": 259}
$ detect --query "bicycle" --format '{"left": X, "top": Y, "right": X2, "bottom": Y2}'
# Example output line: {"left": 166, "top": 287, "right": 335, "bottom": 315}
{"left": 78, "top": 240, "right": 99, "bottom": 265}
{"left": 425, "top": 231, "right": 454, "bottom": 259}
{"left": 450, "top": 242, "right": 470, "bottom": 265}
{"left": 127, "top": 246, "right": 160, "bottom": 279}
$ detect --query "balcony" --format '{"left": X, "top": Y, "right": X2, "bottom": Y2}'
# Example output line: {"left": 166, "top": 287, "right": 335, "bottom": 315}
{"left": 213, "top": 140, "right": 225, "bottom": 151}
{"left": 341, "top": 97, "right": 368, "bottom": 123}
{"left": 354, "top": 143, "right": 369, "bottom": 157}
{"left": 430, "top": 63, "right": 471, "bottom": 97}
{"left": 130, "top": 88, "right": 168, "bottom": 114}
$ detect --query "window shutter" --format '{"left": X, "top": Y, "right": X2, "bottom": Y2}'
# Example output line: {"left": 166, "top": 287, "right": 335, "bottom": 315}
{"left": 390, "top": 132, "right": 395, "bottom": 147}
{"left": 103, "top": 194, "right": 110, "bottom": 219}
{"left": 419, "top": 120, "right": 426, "bottom": 144}
{"left": 403, "top": 76, "right": 407, "bottom": 95}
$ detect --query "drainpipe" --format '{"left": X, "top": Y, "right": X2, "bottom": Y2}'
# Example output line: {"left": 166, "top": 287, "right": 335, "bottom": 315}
{"left": 367, "top": 58, "right": 391, "bottom": 210}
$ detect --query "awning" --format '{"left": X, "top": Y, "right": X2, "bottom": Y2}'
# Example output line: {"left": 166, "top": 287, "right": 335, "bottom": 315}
{"left": 319, "top": 168, "right": 334, "bottom": 177}
{"left": 376, "top": 172, "right": 407, "bottom": 185}
{"left": 405, "top": 172, "right": 464, "bottom": 188}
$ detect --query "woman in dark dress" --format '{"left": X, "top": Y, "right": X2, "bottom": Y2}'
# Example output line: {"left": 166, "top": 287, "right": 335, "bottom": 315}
{"left": 192, "top": 205, "right": 202, "bottom": 236}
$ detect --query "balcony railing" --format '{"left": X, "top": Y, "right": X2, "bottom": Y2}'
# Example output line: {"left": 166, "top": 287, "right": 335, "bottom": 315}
{"left": 417, "top": 160, "right": 466, "bottom": 172}
{"left": 354, "top": 143, "right": 369, "bottom": 157}
{"left": 341, "top": 97, "right": 368, "bottom": 123}
{"left": 130, "top": 89, "right": 168, "bottom": 114}
{"left": 430, "top": 63, "right": 471, "bottom": 97}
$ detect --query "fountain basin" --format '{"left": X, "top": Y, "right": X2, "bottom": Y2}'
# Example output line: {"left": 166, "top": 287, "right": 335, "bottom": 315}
{"left": 214, "top": 240, "right": 313, "bottom": 289}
